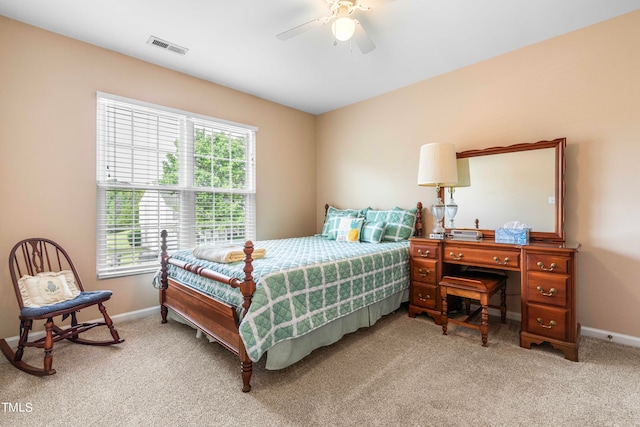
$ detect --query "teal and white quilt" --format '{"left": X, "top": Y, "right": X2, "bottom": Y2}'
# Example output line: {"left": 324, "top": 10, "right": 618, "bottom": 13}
{"left": 164, "top": 236, "right": 410, "bottom": 362}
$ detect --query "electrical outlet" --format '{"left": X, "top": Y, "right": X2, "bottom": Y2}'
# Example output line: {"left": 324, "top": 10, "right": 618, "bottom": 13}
{"left": 548, "top": 196, "right": 555, "bottom": 204}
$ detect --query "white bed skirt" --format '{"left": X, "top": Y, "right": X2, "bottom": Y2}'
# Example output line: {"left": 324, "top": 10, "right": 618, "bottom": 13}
{"left": 168, "top": 287, "right": 409, "bottom": 370}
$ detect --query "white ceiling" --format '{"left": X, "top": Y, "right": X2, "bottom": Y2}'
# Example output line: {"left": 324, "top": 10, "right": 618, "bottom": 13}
{"left": 2, "top": 0, "right": 639, "bottom": 115}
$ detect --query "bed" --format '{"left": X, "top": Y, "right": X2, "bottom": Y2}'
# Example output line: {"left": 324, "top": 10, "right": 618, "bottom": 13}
{"left": 157, "top": 202, "right": 423, "bottom": 392}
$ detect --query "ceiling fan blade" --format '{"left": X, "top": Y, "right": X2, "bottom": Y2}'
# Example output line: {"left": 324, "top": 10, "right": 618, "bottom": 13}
{"left": 276, "top": 17, "right": 330, "bottom": 41}
{"left": 352, "top": 20, "right": 375, "bottom": 54}
{"left": 359, "top": 0, "right": 398, "bottom": 9}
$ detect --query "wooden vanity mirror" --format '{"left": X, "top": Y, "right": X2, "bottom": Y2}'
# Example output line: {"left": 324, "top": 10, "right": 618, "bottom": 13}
{"left": 445, "top": 138, "right": 566, "bottom": 243}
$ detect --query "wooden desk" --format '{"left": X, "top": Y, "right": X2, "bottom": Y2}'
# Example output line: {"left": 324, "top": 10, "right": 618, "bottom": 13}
{"left": 408, "top": 237, "right": 581, "bottom": 361}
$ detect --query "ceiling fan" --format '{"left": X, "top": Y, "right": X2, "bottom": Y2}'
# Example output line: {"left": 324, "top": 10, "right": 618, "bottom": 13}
{"left": 276, "top": 0, "right": 397, "bottom": 54}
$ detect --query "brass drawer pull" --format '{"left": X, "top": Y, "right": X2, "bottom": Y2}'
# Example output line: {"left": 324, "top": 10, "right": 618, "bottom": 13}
{"left": 536, "top": 318, "right": 557, "bottom": 329}
{"left": 418, "top": 293, "right": 431, "bottom": 302}
{"left": 417, "top": 249, "right": 430, "bottom": 258}
{"left": 449, "top": 252, "right": 464, "bottom": 261}
{"left": 537, "top": 261, "right": 557, "bottom": 271}
{"left": 493, "top": 256, "right": 510, "bottom": 266}
{"left": 536, "top": 286, "right": 557, "bottom": 297}
{"left": 418, "top": 268, "right": 431, "bottom": 277}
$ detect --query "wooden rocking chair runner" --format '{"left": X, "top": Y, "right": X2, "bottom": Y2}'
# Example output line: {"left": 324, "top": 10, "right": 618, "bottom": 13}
{"left": 0, "top": 238, "right": 124, "bottom": 376}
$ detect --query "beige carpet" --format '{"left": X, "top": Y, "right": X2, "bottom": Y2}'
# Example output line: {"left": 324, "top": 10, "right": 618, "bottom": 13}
{"left": 1, "top": 305, "right": 639, "bottom": 426}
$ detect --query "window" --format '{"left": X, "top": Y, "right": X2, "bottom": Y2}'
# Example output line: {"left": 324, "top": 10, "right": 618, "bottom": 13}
{"left": 96, "top": 92, "right": 256, "bottom": 278}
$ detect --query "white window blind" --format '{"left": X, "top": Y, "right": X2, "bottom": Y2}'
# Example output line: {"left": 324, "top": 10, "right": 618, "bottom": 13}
{"left": 96, "top": 92, "right": 257, "bottom": 279}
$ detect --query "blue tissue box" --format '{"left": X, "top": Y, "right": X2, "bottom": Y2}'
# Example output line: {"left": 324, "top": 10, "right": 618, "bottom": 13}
{"left": 495, "top": 228, "right": 529, "bottom": 245}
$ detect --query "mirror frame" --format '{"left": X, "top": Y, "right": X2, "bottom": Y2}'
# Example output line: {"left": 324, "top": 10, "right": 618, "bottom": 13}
{"left": 446, "top": 138, "right": 566, "bottom": 243}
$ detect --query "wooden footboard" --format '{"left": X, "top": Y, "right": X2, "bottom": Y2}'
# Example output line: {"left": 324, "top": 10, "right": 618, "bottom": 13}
{"left": 159, "top": 230, "right": 256, "bottom": 392}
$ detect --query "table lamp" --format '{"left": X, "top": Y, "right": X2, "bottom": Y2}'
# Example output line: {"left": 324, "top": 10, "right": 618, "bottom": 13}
{"left": 417, "top": 142, "right": 458, "bottom": 237}
{"left": 445, "top": 158, "right": 471, "bottom": 228}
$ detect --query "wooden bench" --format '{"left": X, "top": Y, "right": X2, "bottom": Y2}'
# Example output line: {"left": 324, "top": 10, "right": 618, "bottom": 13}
{"left": 440, "top": 272, "right": 507, "bottom": 346}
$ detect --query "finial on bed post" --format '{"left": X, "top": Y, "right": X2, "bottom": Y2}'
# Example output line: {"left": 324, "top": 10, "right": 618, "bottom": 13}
{"left": 324, "top": 203, "right": 329, "bottom": 218}
{"left": 415, "top": 202, "right": 424, "bottom": 237}
{"left": 240, "top": 240, "right": 256, "bottom": 315}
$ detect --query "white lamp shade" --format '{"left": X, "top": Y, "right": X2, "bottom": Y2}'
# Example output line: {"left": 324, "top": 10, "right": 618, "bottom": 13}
{"left": 417, "top": 143, "right": 458, "bottom": 187}
{"left": 453, "top": 158, "right": 471, "bottom": 187}
{"left": 332, "top": 17, "right": 356, "bottom": 41}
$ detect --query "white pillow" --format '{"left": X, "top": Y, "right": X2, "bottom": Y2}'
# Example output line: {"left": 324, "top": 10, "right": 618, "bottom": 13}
{"left": 336, "top": 217, "right": 365, "bottom": 242}
{"left": 37, "top": 270, "right": 81, "bottom": 297}
{"left": 18, "top": 273, "right": 76, "bottom": 308}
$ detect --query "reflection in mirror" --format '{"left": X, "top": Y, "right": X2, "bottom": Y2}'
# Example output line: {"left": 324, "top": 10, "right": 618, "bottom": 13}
{"left": 452, "top": 149, "right": 555, "bottom": 231}
{"left": 445, "top": 138, "right": 566, "bottom": 243}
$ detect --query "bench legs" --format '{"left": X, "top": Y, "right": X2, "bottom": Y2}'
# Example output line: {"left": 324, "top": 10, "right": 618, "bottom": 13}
{"left": 440, "top": 283, "right": 507, "bottom": 347}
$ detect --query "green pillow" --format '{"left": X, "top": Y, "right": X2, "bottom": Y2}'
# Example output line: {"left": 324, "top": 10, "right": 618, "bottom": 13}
{"left": 360, "top": 221, "right": 387, "bottom": 243}
{"left": 322, "top": 206, "right": 369, "bottom": 236}
{"left": 324, "top": 213, "right": 357, "bottom": 240}
{"left": 365, "top": 207, "right": 417, "bottom": 241}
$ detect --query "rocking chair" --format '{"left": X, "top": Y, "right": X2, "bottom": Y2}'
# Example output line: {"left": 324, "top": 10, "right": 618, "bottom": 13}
{"left": 0, "top": 238, "right": 124, "bottom": 376}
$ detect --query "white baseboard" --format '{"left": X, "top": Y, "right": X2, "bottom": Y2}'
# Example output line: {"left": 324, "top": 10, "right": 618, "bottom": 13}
{"left": 580, "top": 326, "right": 640, "bottom": 348}
{"left": 3, "top": 305, "right": 159, "bottom": 348}
{"left": 5, "top": 305, "right": 640, "bottom": 350}
{"left": 486, "top": 307, "right": 640, "bottom": 349}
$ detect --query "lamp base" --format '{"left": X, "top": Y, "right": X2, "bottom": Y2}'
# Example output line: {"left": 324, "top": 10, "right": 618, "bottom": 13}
{"left": 429, "top": 233, "right": 446, "bottom": 240}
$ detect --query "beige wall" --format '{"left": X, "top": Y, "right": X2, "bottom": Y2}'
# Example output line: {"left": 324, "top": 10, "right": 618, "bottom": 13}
{"left": 317, "top": 10, "right": 640, "bottom": 338}
{"left": 0, "top": 17, "right": 317, "bottom": 339}
{"left": 2, "top": 10, "right": 640, "bottom": 341}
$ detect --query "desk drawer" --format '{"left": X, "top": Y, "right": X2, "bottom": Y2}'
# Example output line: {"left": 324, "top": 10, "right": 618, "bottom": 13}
{"left": 411, "top": 259, "right": 437, "bottom": 284}
{"left": 444, "top": 244, "right": 520, "bottom": 270}
{"left": 526, "top": 304, "right": 569, "bottom": 341}
{"left": 527, "top": 272, "right": 570, "bottom": 308}
{"left": 410, "top": 242, "right": 439, "bottom": 260}
{"left": 526, "top": 253, "right": 570, "bottom": 275}
{"left": 411, "top": 283, "right": 437, "bottom": 309}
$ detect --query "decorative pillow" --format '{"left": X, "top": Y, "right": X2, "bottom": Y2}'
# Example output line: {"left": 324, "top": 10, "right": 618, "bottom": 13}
{"left": 336, "top": 217, "right": 365, "bottom": 242}
{"left": 37, "top": 270, "right": 81, "bottom": 297}
{"left": 17, "top": 273, "right": 76, "bottom": 308}
{"left": 365, "top": 207, "right": 418, "bottom": 241}
{"left": 322, "top": 206, "right": 370, "bottom": 236}
{"left": 324, "top": 214, "right": 357, "bottom": 239}
{"left": 360, "top": 221, "right": 387, "bottom": 243}
{"left": 326, "top": 206, "right": 362, "bottom": 217}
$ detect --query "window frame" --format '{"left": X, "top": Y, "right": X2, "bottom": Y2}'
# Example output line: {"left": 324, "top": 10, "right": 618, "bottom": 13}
{"left": 96, "top": 92, "right": 257, "bottom": 279}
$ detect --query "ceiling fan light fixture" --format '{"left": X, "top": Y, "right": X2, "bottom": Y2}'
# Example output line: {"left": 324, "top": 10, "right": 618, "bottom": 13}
{"left": 332, "top": 16, "right": 356, "bottom": 41}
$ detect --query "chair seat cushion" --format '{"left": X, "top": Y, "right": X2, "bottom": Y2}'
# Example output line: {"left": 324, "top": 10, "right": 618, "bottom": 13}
{"left": 20, "top": 291, "right": 113, "bottom": 318}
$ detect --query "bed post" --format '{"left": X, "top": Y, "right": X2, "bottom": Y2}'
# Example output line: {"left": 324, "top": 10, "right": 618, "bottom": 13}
{"left": 239, "top": 240, "right": 255, "bottom": 392}
{"left": 414, "top": 202, "right": 423, "bottom": 237}
{"left": 160, "top": 230, "right": 169, "bottom": 324}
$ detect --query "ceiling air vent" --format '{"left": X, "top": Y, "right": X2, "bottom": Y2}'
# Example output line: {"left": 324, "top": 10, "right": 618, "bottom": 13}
{"left": 146, "top": 36, "right": 188, "bottom": 56}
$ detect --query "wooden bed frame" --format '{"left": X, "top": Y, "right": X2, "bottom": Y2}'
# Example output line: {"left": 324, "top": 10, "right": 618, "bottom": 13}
{"left": 159, "top": 202, "right": 423, "bottom": 392}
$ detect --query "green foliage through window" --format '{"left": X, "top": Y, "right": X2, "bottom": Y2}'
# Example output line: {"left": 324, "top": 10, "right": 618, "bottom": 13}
{"left": 97, "top": 94, "right": 256, "bottom": 278}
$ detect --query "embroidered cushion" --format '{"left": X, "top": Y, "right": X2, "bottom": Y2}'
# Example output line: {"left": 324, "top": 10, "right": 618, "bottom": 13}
{"left": 18, "top": 273, "right": 76, "bottom": 308}
{"left": 36, "top": 270, "right": 82, "bottom": 297}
